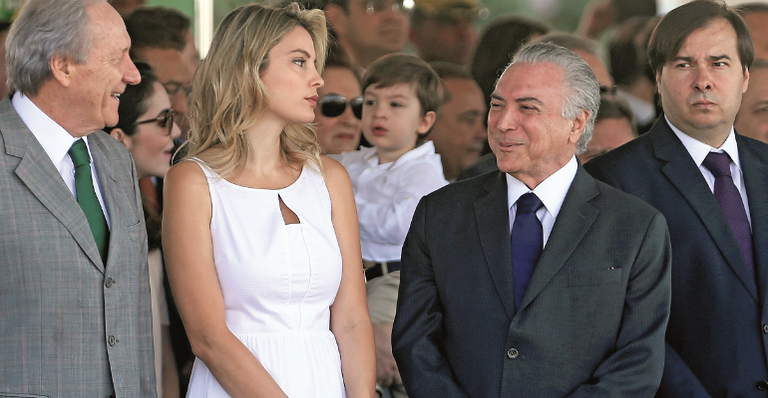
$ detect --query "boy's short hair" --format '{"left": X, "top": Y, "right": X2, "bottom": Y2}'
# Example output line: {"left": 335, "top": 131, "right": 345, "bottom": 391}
{"left": 362, "top": 53, "right": 445, "bottom": 143}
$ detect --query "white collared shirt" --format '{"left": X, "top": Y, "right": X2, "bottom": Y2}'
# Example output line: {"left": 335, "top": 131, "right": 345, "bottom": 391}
{"left": 666, "top": 116, "right": 750, "bottom": 225}
{"left": 506, "top": 156, "right": 578, "bottom": 248}
{"left": 12, "top": 92, "right": 111, "bottom": 226}
{"left": 333, "top": 141, "right": 448, "bottom": 262}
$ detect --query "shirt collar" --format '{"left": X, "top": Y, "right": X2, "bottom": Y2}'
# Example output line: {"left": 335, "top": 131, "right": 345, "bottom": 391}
{"left": 506, "top": 156, "right": 578, "bottom": 220}
{"left": 665, "top": 116, "right": 741, "bottom": 170}
{"left": 12, "top": 91, "right": 89, "bottom": 165}
{"left": 364, "top": 140, "right": 437, "bottom": 167}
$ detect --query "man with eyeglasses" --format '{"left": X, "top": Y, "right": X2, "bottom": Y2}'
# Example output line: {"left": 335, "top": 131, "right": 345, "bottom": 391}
{"left": 125, "top": 6, "right": 198, "bottom": 135}
{"left": 409, "top": 0, "right": 484, "bottom": 66}
{"left": 325, "top": 0, "right": 410, "bottom": 69}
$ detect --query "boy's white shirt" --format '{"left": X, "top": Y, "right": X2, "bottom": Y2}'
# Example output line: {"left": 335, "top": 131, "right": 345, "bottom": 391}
{"left": 333, "top": 141, "right": 448, "bottom": 262}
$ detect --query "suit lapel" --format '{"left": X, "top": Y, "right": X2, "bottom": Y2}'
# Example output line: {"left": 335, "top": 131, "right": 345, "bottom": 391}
{"left": 652, "top": 121, "right": 757, "bottom": 300}
{"left": 475, "top": 172, "right": 517, "bottom": 319}
{"left": 89, "top": 132, "right": 121, "bottom": 269}
{"left": 518, "top": 167, "right": 599, "bottom": 312}
{"left": 738, "top": 136, "right": 768, "bottom": 305}
{"left": 1, "top": 100, "right": 105, "bottom": 273}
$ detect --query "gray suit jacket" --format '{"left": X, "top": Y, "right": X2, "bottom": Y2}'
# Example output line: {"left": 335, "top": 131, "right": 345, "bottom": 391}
{"left": 392, "top": 166, "right": 672, "bottom": 397}
{"left": 0, "top": 99, "right": 156, "bottom": 397}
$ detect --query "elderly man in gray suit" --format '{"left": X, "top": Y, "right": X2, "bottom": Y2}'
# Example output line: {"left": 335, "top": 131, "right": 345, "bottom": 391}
{"left": 392, "top": 43, "right": 672, "bottom": 397}
{"left": 0, "top": 0, "right": 156, "bottom": 397}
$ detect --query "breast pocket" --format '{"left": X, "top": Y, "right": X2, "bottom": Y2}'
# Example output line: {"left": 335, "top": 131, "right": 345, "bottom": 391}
{"left": 126, "top": 219, "right": 143, "bottom": 242}
{"left": 567, "top": 268, "right": 623, "bottom": 287}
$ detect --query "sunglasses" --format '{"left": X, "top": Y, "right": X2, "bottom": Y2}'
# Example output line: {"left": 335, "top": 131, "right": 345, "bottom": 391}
{"left": 134, "top": 108, "right": 175, "bottom": 136}
{"left": 318, "top": 94, "right": 363, "bottom": 120}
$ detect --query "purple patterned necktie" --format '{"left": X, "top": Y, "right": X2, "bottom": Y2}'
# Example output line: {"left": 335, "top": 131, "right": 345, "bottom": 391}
{"left": 702, "top": 152, "right": 754, "bottom": 277}
{"left": 511, "top": 192, "right": 544, "bottom": 310}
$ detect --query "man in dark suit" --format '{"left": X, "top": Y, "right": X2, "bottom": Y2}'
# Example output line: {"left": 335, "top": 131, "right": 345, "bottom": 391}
{"left": 392, "top": 42, "right": 672, "bottom": 397}
{"left": 585, "top": 1, "right": 768, "bottom": 396}
{"left": 0, "top": 0, "right": 156, "bottom": 396}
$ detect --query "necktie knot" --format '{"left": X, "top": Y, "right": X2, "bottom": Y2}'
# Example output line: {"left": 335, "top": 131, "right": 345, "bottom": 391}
{"left": 702, "top": 151, "right": 732, "bottom": 178}
{"left": 69, "top": 139, "right": 91, "bottom": 168}
{"left": 517, "top": 192, "right": 543, "bottom": 214}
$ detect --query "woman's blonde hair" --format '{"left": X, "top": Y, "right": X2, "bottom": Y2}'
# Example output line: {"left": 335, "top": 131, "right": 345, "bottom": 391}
{"left": 184, "top": 2, "right": 327, "bottom": 177}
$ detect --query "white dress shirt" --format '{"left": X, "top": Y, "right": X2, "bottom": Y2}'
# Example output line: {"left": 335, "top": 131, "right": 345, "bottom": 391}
{"left": 506, "top": 156, "right": 578, "bottom": 248}
{"left": 334, "top": 141, "right": 448, "bottom": 262}
{"left": 12, "top": 92, "right": 111, "bottom": 226}
{"left": 666, "top": 116, "right": 750, "bottom": 225}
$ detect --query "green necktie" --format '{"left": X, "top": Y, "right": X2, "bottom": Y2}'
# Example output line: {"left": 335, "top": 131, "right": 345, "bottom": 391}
{"left": 69, "top": 139, "right": 109, "bottom": 262}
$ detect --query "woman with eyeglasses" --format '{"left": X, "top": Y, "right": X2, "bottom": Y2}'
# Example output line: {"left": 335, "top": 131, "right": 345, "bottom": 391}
{"left": 314, "top": 49, "right": 363, "bottom": 155}
{"left": 104, "top": 61, "right": 181, "bottom": 398}
{"left": 162, "top": 3, "right": 375, "bottom": 398}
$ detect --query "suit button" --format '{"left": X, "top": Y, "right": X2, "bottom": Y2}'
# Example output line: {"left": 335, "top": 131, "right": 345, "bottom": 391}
{"left": 105, "top": 277, "right": 114, "bottom": 288}
{"left": 757, "top": 380, "right": 768, "bottom": 390}
{"left": 108, "top": 335, "right": 116, "bottom": 346}
{"left": 763, "top": 324, "right": 768, "bottom": 334}
{"left": 506, "top": 348, "right": 519, "bottom": 359}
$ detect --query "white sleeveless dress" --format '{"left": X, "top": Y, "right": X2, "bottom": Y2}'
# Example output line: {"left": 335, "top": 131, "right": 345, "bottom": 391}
{"left": 186, "top": 160, "right": 347, "bottom": 397}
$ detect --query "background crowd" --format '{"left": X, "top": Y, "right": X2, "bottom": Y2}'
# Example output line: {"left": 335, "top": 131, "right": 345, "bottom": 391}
{"left": 2, "top": 0, "right": 768, "bottom": 397}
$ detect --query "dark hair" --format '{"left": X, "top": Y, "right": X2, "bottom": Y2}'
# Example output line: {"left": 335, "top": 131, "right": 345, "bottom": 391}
{"left": 608, "top": 16, "right": 659, "bottom": 86}
{"left": 125, "top": 6, "right": 191, "bottom": 56}
{"left": 429, "top": 61, "right": 474, "bottom": 103}
{"left": 103, "top": 62, "right": 158, "bottom": 137}
{"left": 362, "top": 53, "right": 445, "bottom": 143}
{"left": 648, "top": 0, "right": 754, "bottom": 75}
{"left": 103, "top": 62, "right": 162, "bottom": 250}
{"left": 597, "top": 94, "right": 638, "bottom": 136}
{"left": 471, "top": 15, "right": 550, "bottom": 110}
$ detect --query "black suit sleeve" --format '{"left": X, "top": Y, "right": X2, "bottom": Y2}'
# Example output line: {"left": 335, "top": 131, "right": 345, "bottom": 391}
{"left": 566, "top": 212, "right": 672, "bottom": 397}
{"left": 391, "top": 197, "right": 470, "bottom": 398}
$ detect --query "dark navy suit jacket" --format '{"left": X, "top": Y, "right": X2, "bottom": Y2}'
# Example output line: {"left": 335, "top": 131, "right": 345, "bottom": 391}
{"left": 585, "top": 118, "right": 768, "bottom": 397}
{"left": 393, "top": 166, "right": 671, "bottom": 397}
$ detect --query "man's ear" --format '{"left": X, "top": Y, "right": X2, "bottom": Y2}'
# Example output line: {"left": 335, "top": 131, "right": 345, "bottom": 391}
{"left": 417, "top": 111, "right": 437, "bottom": 134}
{"left": 324, "top": 4, "right": 348, "bottom": 37}
{"left": 109, "top": 127, "right": 132, "bottom": 150}
{"left": 569, "top": 109, "right": 589, "bottom": 145}
{"left": 50, "top": 54, "right": 74, "bottom": 88}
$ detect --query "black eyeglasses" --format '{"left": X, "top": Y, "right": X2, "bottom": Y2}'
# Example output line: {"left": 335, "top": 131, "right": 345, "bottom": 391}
{"left": 134, "top": 108, "right": 175, "bottom": 136}
{"left": 318, "top": 94, "right": 363, "bottom": 120}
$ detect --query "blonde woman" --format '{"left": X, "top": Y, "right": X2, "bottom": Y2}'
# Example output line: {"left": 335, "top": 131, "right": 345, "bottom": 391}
{"left": 162, "top": 3, "right": 375, "bottom": 397}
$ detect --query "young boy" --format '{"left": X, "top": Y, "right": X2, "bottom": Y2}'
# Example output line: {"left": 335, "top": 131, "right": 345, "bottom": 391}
{"left": 333, "top": 53, "right": 448, "bottom": 397}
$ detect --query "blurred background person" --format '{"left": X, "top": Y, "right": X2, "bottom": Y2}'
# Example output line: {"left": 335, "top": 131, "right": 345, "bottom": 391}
{"left": 314, "top": 44, "right": 364, "bottom": 154}
{"left": 125, "top": 6, "right": 199, "bottom": 134}
{"left": 471, "top": 14, "right": 550, "bottom": 115}
{"left": 0, "top": 21, "right": 10, "bottom": 100}
{"left": 429, "top": 61, "right": 486, "bottom": 181}
{"left": 125, "top": 9, "right": 201, "bottom": 390}
{"left": 110, "top": 0, "right": 145, "bottom": 17}
{"left": 608, "top": 15, "right": 660, "bottom": 133}
{"left": 738, "top": 2, "right": 768, "bottom": 59}
{"left": 735, "top": 58, "right": 768, "bottom": 144}
{"left": 409, "top": 0, "right": 483, "bottom": 66}
{"left": 324, "top": 0, "right": 410, "bottom": 69}
{"left": 104, "top": 62, "right": 181, "bottom": 398}
{"left": 578, "top": 93, "right": 637, "bottom": 163}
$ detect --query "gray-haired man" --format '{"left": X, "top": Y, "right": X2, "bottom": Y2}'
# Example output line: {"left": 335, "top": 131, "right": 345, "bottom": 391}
{"left": 392, "top": 43, "right": 671, "bottom": 397}
{"left": 0, "top": 0, "right": 155, "bottom": 396}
